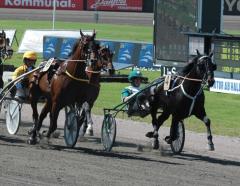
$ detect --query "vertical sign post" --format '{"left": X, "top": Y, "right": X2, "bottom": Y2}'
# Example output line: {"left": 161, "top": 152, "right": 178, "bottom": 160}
{"left": 94, "top": 0, "right": 99, "bottom": 23}
{"left": 52, "top": 0, "right": 56, "bottom": 30}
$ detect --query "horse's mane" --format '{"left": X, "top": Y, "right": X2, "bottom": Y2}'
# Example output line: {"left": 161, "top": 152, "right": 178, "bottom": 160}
{"left": 178, "top": 56, "right": 198, "bottom": 76}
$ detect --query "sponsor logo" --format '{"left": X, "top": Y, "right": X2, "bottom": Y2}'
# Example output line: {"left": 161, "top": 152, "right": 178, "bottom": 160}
{"left": 5, "top": 0, "right": 75, "bottom": 8}
{"left": 224, "top": 0, "right": 240, "bottom": 15}
{"left": 90, "top": 0, "right": 127, "bottom": 9}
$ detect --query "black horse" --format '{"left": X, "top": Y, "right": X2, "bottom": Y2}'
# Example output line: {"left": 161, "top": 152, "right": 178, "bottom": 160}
{"left": 144, "top": 50, "right": 217, "bottom": 151}
{"left": 0, "top": 30, "right": 13, "bottom": 90}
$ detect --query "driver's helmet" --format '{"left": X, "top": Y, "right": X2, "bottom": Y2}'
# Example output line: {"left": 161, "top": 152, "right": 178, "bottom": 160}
{"left": 23, "top": 51, "right": 37, "bottom": 61}
{"left": 128, "top": 70, "right": 143, "bottom": 82}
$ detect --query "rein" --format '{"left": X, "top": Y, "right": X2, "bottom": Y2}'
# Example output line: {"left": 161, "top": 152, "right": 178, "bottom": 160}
{"left": 174, "top": 75, "right": 203, "bottom": 82}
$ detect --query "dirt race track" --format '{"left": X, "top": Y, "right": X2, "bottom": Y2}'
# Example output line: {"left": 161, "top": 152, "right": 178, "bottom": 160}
{"left": 0, "top": 104, "right": 240, "bottom": 186}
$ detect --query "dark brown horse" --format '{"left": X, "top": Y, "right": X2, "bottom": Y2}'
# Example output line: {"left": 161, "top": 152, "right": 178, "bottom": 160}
{"left": 0, "top": 30, "right": 13, "bottom": 89}
{"left": 142, "top": 50, "right": 217, "bottom": 151}
{"left": 28, "top": 32, "right": 113, "bottom": 144}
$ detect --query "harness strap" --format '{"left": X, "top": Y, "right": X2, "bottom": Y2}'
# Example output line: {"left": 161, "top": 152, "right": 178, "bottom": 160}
{"left": 65, "top": 70, "right": 89, "bottom": 83}
{"left": 65, "top": 70, "right": 100, "bottom": 88}
{"left": 180, "top": 83, "right": 203, "bottom": 116}
{"left": 85, "top": 69, "right": 101, "bottom": 74}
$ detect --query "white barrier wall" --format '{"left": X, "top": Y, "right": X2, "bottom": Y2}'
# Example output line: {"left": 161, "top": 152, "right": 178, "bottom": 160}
{"left": 210, "top": 77, "right": 240, "bottom": 94}
{"left": 18, "top": 29, "right": 92, "bottom": 53}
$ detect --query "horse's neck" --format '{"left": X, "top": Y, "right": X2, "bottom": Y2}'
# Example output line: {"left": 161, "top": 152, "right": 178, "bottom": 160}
{"left": 86, "top": 67, "right": 101, "bottom": 85}
{"left": 182, "top": 69, "right": 203, "bottom": 95}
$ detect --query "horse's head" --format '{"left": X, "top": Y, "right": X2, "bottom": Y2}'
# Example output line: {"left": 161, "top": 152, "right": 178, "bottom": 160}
{"left": 0, "top": 30, "right": 13, "bottom": 60}
{"left": 98, "top": 45, "right": 114, "bottom": 73}
{"left": 195, "top": 50, "right": 217, "bottom": 87}
{"left": 80, "top": 30, "right": 97, "bottom": 58}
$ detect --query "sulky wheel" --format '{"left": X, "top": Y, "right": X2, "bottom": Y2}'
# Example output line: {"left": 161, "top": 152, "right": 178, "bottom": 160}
{"left": 170, "top": 121, "right": 185, "bottom": 154}
{"left": 101, "top": 114, "right": 116, "bottom": 152}
{"left": 64, "top": 106, "right": 80, "bottom": 148}
{"left": 5, "top": 99, "right": 21, "bottom": 135}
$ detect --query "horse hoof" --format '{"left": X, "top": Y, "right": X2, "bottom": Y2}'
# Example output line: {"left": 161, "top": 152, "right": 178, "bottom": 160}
{"left": 208, "top": 143, "right": 215, "bottom": 151}
{"left": 52, "top": 131, "right": 61, "bottom": 138}
{"left": 42, "top": 130, "right": 48, "bottom": 137}
{"left": 165, "top": 136, "right": 172, "bottom": 144}
{"left": 145, "top": 131, "right": 154, "bottom": 138}
{"left": 153, "top": 140, "right": 159, "bottom": 149}
{"left": 86, "top": 129, "right": 94, "bottom": 136}
{"left": 28, "top": 128, "right": 34, "bottom": 135}
{"left": 27, "top": 138, "right": 37, "bottom": 145}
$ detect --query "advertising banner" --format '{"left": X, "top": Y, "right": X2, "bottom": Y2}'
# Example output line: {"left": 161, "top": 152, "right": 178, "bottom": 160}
{"left": 138, "top": 43, "right": 153, "bottom": 68}
{"left": 117, "top": 42, "right": 134, "bottom": 64}
{"left": 224, "top": 0, "right": 240, "bottom": 15}
{"left": 210, "top": 77, "right": 240, "bottom": 94}
{"left": 59, "top": 38, "right": 77, "bottom": 59}
{"left": 0, "top": 0, "right": 83, "bottom": 10}
{"left": 87, "top": 0, "right": 142, "bottom": 11}
{"left": 43, "top": 37, "right": 60, "bottom": 59}
{"left": 42, "top": 36, "right": 154, "bottom": 69}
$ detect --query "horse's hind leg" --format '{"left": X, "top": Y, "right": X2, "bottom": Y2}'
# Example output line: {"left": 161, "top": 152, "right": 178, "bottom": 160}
{"left": 46, "top": 101, "right": 60, "bottom": 138}
{"left": 28, "top": 100, "right": 51, "bottom": 145}
{"left": 28, "top": 83, "right": 40, "bottom": 134}
{"left": 195, "top": 109, "right": 215, "bottom": 151}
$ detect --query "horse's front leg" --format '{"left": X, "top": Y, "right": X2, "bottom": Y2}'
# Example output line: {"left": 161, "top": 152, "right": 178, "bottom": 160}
{"left": 165, "top": 116, "right": 180, "bottom": 144}
{"left": 195, "top": 109, "right": 214, "bottom": 151}
{"left": 83, "top": 102, "right": 94, "bottom": 136}
{"left": 146, "top": 109, "right": 170, "bottom": 149}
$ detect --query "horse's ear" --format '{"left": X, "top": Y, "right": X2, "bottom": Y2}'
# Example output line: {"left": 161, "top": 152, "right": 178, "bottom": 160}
{"left": 80, "top": 30, "right": 84, "bottom": 37}
{"left": 195, "top": 49, "right": 201, "bottom": 56}
{"left": 92, "top": 29, "right": 96, "bottom": 39}
{"left": 6, "top": 38, "right": 10, "bottom": 45}
{"left": 209, "top": 51, "right": 214, "bottom": 58}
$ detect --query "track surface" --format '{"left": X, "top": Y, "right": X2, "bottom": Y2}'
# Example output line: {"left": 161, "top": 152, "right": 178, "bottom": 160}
{"left": 0, "top": 9, "right": 240, "bottom": 186}
{"left": 0, "top": 104, "right": 240, "bottom": 186}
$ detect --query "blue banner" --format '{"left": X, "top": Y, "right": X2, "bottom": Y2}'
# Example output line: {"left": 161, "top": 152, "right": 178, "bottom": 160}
{"left": 138, "top": 44, "right": 153, "bottom": 68}
{"left": 43, "top": 36, "right": 154, "bottom": 68}
{"left": 59, "top": 38, "right": 77, "bottom": 59}
{"left": 117, "top": 42, "right": 135, "bottom": 64}
{"left": 43, "top": 37, "right": 59, "bottom": 59}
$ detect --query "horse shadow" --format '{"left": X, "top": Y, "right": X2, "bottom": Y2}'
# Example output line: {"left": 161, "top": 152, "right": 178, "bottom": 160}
{"left": 0, "top": 134, "right": 25, "bottom": 148}
{"left": 44, "top": 142, "right": 182, "bottom": 165}
{"left": 78, "top": 136, "right": 139, "bottom": 149}
{"left": 173, "top": 152, "right": 240, "bottom": 167}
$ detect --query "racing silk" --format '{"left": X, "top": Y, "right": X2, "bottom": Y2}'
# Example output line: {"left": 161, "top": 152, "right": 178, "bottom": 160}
{"left": 121, "top": 85, "right": 141, "bottom": 102}
{"left": 12, "top": 65, "right": 34, "bottom": 80}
